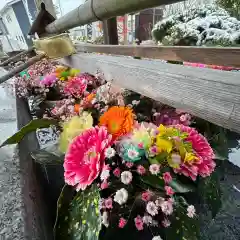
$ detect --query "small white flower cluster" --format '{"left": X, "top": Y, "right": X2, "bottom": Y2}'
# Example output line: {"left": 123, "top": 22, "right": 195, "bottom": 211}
{"left": 121, "top": 171, "right": 133, "bottom": 185}
{"left": 114, "top": 188, "right": 128, "bottom": 205}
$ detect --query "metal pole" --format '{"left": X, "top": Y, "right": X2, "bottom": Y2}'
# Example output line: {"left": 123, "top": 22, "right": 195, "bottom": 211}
{"left": 45, "top": 0, "right": 184, "bottom": 34}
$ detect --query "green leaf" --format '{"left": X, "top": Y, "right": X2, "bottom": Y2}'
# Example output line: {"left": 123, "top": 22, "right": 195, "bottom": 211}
{"left": 140, "top": 175, "right": 164, "bottom": 191}
{"left": 31, "top": 144, "right": 64, "bottom": 165}
{"left": 0, "top": 119, "right": 58, "bottom": 148}
{"left": 55, "top": 184, "right": 101, "bottom": 240}
{"left": 149, "top": 152, "right": 168, "bottom": 165}
{"left": 54, "top": 184, "right": 75, "bottom": 239}
{"left": 165, "top": 200, "right": 199, "bottom": 240}
{"left": 214, "top": 151, "right": 227, "bottom": 161}
{"left": 197, "top": 171, "right": 222, "bottom": 218}
{"left": 169, "top": 179, "right": 196, "bottom": 193}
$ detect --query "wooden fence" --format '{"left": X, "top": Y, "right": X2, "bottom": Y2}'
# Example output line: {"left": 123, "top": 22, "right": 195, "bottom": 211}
{"left": 60, "top": 44, "right": 240, "bottom": 134}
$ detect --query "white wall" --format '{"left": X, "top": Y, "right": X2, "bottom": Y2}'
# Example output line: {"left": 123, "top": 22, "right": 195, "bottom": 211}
{"left": 2, "top": 6, "right": 28, "bottom": 50}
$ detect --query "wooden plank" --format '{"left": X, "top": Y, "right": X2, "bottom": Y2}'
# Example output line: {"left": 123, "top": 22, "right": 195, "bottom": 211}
{"left": 75, "top": 44, "right": 240, "bottom": 68}
{"left": 0, "top": 47, "right": 34, "bottom": 66}
{"left": 61, "top": 53, "right": 240, "bottom": 133}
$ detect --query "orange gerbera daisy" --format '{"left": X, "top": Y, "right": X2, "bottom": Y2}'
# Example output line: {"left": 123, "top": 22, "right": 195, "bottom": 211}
{"left": 86, "top": 93, "right": 96, "bottom": 103}
{"left": 74, "top": 104, "right": 80, "bottom": 113}
{"left": 99, "top": 106, "right": 134, "bottom": 140}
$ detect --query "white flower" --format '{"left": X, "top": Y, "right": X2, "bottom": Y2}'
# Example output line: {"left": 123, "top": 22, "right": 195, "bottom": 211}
{"left": 127, "top": 148, "right": 139, "bottom": 160}
{"left": 102, "top": 211, "right": 109, "bottom": 227}
{"left": 146, "top": 201, "right": 158, "bottom": 216}
{"left": 162, "top": 218, "right": 171, "bottom": 228}
{"left": 105, "top": 147, "right": 116, "bottom": 158}
{"left": 121, "top": 171, "right": 133, "bottom": 185}
{"left": 149, "top": 164, "right": 160, "bottom": 175}
{"left": 152, "top": 236, "right": 163, "bottom": 240}
{"left": 155, "top": 197, "right": 165, "bottom": 207}
{"left": 114, "top": 188, "right": 128, "bottom": 205}
{"left": 132, "top": 100, "right": 140, "bottom": 105}
{"left": 143, "top": 215, "right": 152, "bottom": 225}
{"left": 161, "top": 201, "right": 173, "bottom": 215}
{"left": 187, "top": 205, "right": 196, "bottom": 218}
{"left": 100, "top": 169, "right": 110, "bottom": 181}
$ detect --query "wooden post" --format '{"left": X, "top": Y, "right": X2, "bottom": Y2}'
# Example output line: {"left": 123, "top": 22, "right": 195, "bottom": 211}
{"left": 103, "top": 18, "right": 119, "bottom": 45}
{"left": 123, "top": 14, "right": 128, "bottom": 44}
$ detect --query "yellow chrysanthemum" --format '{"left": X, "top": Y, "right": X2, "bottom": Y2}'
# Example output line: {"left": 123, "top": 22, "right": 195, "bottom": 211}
{"left": 184, "top": 152, "right": 198, "bottom": 163}
{"left": 69, "top": 68, "right": 80, "bottom": 77}
{"left": 156, "top": 138, "right": 173, "bottom": 153}
{"left": 158, "top": 124, "right": 177, "bottom": 137}
{"left": 59, "top": 112, "right": 93, "bottom": 153}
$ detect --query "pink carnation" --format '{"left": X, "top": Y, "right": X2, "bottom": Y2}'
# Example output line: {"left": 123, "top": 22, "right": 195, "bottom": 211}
{"left": 137, "top": 165, "right": 146, "bottom": 175}
{"left": 113, "top": 168, "right": 121, "bottom": 177}
{"left": 173, "top": 125, "right": 216, "bottom": 180}
{"left": 105, "top": 197, "right": 113, "bottom": 209}
{"left": 63, "top": 76, "right": 87, "bottom": 98}
{"left": 142, "top": 191, "right": 152, "bottom": 202}
{"left": 40, "top": 74, "right": 57, "bottom": 87}
{"left": 163, "top": 172, "right": 172, "bottom": 184}
{"left": 119, "top": 218, "right": 127, "bottom": 228}
{"left": 165, "top": 186, "right": 174, "bottom": 196}
{"left": 64, "top": 126, "right": 112, "bottom": 191}
{"left": 134, "top": 215, "right": 144, "bottom": 231}
{"left": 101, "top": 181, "right": 109, "bottom": 189}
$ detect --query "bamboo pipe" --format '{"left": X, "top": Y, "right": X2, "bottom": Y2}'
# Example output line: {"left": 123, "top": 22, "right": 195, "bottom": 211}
{"left": 45, "top": 0, "right": 184, "bottom": 34}
{"left": 0, "top": 47, "right": 34, "bottom": 66}
{"left": 0, "top": 54, "right": 46, "bottom": 84}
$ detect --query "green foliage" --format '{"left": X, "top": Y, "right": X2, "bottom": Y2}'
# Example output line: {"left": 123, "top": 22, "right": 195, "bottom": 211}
{"left": 169, "top": 178, "right": 196, "bottom": 193}
{"left": 198, "top": 171, "right": 222, "bottom": 218}
{"left": 55, "top": 184, "right": 101, "bottom": 240}
{"left": 165, "top": 200, "right": 199, "bottom": 240}
{"left": 140, "top": 174, "right": 195, "bottom": 193}
{"left": 217, "top": 0, "right": 240, "bottom": 19}
{"left": 140, "top": 175, "right": 165, "bottom": 191}
{"left": 0, "top": 119, "right": 58, "bottom": 148}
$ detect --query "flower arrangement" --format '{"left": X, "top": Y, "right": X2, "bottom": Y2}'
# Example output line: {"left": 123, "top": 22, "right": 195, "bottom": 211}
{"left": 5, "top": 60, "right": 225, "bottom": 240}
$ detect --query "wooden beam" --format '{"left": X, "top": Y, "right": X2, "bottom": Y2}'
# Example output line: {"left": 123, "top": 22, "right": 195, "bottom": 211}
{"left": 75, "top": 44, "right": 240, "bottom": 68}
{"left": 0, "top": 47, "right": 34, "bottom": 66}
{"left": 45, "top": 0, "right": 184, "bottom": 33}
{"left": 0, "top": 54, "right": 45, "bottom": 84}
{"left": 60, "top": 53, "right": 240, "bottom": 133}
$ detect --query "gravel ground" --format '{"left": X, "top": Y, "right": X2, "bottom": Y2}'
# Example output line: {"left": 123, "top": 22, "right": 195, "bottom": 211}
{"left": 0, "top": 68, "right": 25, "bottom": 240}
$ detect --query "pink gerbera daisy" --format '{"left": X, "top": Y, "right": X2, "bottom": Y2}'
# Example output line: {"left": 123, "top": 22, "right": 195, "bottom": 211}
{"left": 173, "top": 125, "right": 215, "bottom": 180}
{"left": 64, "top": 126, "right": 112, "bottom": 191}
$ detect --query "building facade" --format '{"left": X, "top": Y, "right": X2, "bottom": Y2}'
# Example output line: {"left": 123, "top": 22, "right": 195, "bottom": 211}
{"left": 0, "top": 0, "right": 37, "bottom": 53}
